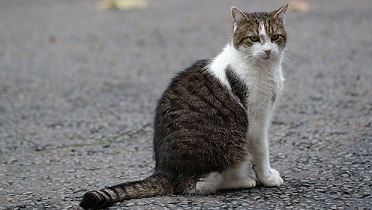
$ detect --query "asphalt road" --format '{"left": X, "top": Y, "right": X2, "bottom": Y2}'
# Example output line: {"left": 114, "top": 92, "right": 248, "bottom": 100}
{"left": 0, "top": 0, "right": 371, "bottom": 209}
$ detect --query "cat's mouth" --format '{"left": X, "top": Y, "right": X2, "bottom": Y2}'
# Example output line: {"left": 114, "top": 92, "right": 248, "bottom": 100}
{"left": 258, "top": 55, "right": 273, "bottom": 61}
{"left": 257, "top": 52, "right": 278, "bottom": 61}
{"left": 261, "top": 56, "right": 271, "bottom": 60}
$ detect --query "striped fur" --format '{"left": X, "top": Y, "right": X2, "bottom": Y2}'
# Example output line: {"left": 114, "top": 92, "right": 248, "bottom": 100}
{"left": 80, "top": 4, "right": 288, "bottom": 209}
{"left": 153, "top": 60, "right": 248, "bottom": 177}
{"left": 225, "top": 66, "right": 249, "bottom": 109}
{"left": 80, "top": 174, "right": 173, "bottom": 209}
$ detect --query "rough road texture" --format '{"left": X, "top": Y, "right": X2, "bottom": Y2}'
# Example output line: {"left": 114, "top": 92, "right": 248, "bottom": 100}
{"left": 0, "top": 0, "right": 371, "bottom": 209}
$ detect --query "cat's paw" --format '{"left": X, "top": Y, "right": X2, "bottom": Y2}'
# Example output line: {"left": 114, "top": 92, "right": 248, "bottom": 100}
{"left": 241, "top": 177, "right": 257, "bottom": 188}
{"left": 259, "top": 169, "right": 283, "bottom": 187}
{"left": 239, "top": 177, "right": 257, "bottom": 189}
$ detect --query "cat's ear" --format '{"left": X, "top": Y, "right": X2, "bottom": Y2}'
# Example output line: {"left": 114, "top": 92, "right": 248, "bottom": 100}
{"left": 231, "top": 7, "right": 248, "bottom": 31}
{"left": 272, "top": 4, "right": 289, "bottom": 23}
{"left": 231, "top": 7, "right": 248, "bottom": 23}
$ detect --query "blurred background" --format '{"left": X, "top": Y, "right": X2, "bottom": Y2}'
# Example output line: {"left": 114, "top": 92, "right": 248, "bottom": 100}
{"left": 0, "top": 0, "right": 371, "bottom": 209}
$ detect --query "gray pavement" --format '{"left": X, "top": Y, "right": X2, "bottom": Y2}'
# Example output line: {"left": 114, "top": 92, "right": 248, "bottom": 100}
{"left": 0, "top": 0, "right": 371, "bottom": 209}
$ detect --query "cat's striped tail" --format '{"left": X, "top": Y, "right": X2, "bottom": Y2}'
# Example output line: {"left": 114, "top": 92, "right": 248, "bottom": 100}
{"left": 79, "top": 173, "right": 174, "bottom": 210}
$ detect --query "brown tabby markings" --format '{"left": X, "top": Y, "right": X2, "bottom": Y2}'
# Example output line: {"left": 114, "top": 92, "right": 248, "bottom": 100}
{"left": 232, "top": 12, "right": 286, "bottom": 49}
{"left": 154, "top": 60, "right": 248, "bottom": 177}
{"left": 80, "top": 174, "right": 174, "bottom": 209}
{"left": 225, "top": 66, "right": 249, "bottom": 109}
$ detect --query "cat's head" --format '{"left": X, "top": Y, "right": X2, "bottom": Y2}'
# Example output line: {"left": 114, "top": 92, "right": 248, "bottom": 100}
{"left": 231, "top": 4, "right": 288, "bottom": 62}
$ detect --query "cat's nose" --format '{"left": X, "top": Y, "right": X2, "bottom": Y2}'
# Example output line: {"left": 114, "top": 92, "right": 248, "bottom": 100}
{"left": 264, "top": 49, "right": 271, "bottom": 55}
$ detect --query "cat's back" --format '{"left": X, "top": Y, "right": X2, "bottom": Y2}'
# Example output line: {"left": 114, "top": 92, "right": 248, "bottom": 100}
{"left": 155, "top": 59, "right": 245, "bottom": 127}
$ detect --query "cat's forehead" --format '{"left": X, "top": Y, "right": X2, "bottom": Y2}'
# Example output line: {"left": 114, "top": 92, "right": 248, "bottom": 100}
{"left": 246, "top": 12, "right": 280, "bottom": 26}
{"left": 239, "top": 11, "right": 284, "bottom": 33}
{"left": 249, "top": 12, "right": 271, "bottom": 21}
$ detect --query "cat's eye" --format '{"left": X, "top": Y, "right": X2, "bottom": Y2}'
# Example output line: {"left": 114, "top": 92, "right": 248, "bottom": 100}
{"left": 271, "top": 34, "right": 280, "bottom": 41}
{"left": 249, "top": 36, "right": 260, "bottom": 42}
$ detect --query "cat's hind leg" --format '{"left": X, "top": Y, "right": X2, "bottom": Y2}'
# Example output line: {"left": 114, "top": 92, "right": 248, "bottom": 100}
{"left": 183, "top": 166, "right": 256, "bottom": 195}
{"left": 220, "top": 164, "right": 256, "bottom": 190}
{"left": 184, "top": 172, "right": 224, "bottom": 195}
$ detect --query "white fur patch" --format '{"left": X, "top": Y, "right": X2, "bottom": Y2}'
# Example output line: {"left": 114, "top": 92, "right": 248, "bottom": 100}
{"left": 259, "top": 22, "right": 272, "bottom": 52}
{"left": 194, "top": 172, "right": 223, "bottom": 194}
{"left": 208, "top": 44, "right": 284, "bottom": 98}
{"left": 254, "top": 168, "right": 283, "bottom": 187}
{"left": 207, "top": 44, "right": 236, "bottom": 89}
{"left": 258, "top": 22, "right": 267, "bottom": 38}
{"left": 207, "top": 41, "right": 284, "bottom": 188}
{"left": 220, "top": 163, "right": 256, "bottom": 190}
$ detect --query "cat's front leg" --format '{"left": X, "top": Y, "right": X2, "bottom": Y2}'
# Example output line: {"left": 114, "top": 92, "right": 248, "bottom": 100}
{"left": 249, "top": 122, "right": 283, "bottom": 187}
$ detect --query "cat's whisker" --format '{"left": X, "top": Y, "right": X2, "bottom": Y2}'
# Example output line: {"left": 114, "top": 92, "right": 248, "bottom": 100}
{"left": 281, "top": 51, "right": 301, "bottom": 74}
{"left": 284, "top": 50, "right": 302, "bottom": 65}
{"left": 284, "top": 50, "right": 300, "bottom": 59}
{"left": 246, "top": 58, "right": 257, "bottom": 69}
{"left": 284, "top": 43, "right": 305, "bottom": 59}
{"left": 242, "top": 54, "right": 257, "bottom": 64}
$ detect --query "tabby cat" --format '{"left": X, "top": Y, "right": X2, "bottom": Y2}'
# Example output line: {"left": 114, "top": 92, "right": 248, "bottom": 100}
{"left": 80, "top": 4, "right": 289, "bottom": 209}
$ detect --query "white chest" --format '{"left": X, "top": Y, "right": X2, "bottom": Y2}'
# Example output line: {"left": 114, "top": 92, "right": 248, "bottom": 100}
{"left": 245, "top": 70, "right": 282, "bottom": 106}
{"left": 207, "top": 44, "right": 284, "bottom": 116}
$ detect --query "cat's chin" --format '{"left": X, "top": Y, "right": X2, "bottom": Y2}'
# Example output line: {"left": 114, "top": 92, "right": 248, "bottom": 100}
{"left": 260, "top": 57, "right": 272, "bottom": 61}
{"left": 250, "top": 53, "right": 279, "bottom": 62}
{"left": 256, "top": 56, "right": 277, "bottom": 62}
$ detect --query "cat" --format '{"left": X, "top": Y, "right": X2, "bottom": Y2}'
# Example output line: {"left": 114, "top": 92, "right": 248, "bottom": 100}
{"left": 80, "top": 4, "right": 288, "bottom": 209}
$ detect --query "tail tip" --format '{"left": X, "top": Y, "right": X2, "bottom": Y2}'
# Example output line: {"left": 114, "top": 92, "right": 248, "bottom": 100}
{"left": 80, "top": 191, "right": 99, "bottom": 210}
